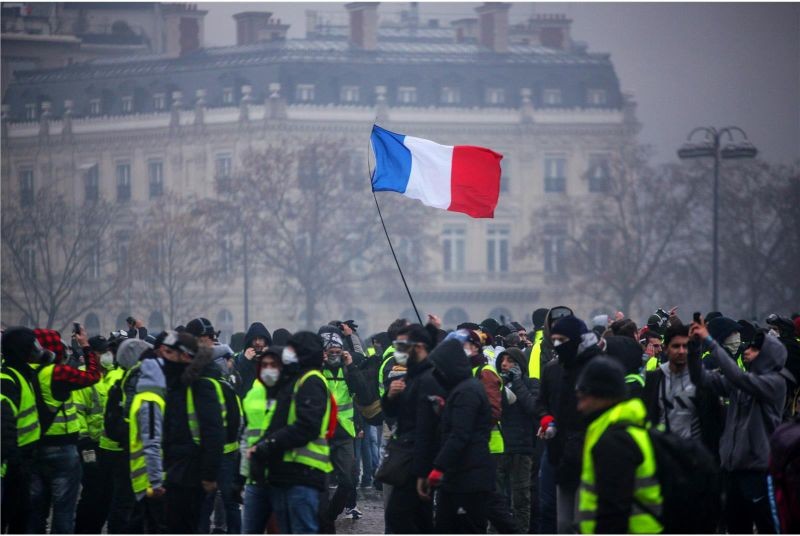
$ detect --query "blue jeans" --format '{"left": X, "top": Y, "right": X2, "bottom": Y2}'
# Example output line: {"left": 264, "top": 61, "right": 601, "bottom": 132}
{"left": 360, "top": 425, "right": 380, "bottom": 485}
{"left": 29, "top": 444, "right": 82, "bottom": 534}
{"left": 198, "top": 452, "right": 241, "bottom": 534}
{"left": 242, "top": 484, "right": 271, "bottom": 534}
{"left": 270, "top": 485, "right": 320, "bottom": 534}
{"left": 538, "top": 447, "right": 557, "bottom": 534}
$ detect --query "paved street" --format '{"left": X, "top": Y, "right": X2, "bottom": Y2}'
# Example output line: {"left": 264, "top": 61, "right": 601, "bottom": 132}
{"left": 335, "top": 488, "right": 385, "bottom": 534}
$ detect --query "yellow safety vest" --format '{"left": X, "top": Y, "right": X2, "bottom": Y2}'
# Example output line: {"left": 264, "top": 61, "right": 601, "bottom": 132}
{"left": 323, "top": 366, "right": 355, "bottom": 437}
{"left": 577, "top": 398, "right": 663, "bottom": 534}
{"left": 240, "top": 381, "right": 278, "bottom": 482}
{"left": 528, "top": 330, "right": 544, "bottom": 379}
{"left": 645, "top": 356, "right": 659, "bottom": 372}
{"left": 472, "top": 364, "right": 505, "bottom": 454}
{"left": 377, "top": 346, "right": 396, "bottom": 398}
{"left": 186, "top": 377, "right": 239, "bottom": 454}
{"left": 74, "top": 367, "right": 104, "bottom": 442}
{"left": 625, "top": 373, "right": 645, "bottom": 388}
{"left": 282, "top": 370, "right": 333, "bottom": 473}
{"left": 0, "top": 366, "right": 41, "bottom": 447}
{"left": 37, "top": 364, "right": 80, "bottom": 437}
{"left": 128, "top": 391, "right": 165, "bottom": 495}
{"left": 99, "top": 367, "right": 130, "bottom": 451}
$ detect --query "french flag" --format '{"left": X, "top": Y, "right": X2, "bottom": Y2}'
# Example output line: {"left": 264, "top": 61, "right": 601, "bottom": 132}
{"left": 370, "top": 125, "right": 503, "bottom": 218}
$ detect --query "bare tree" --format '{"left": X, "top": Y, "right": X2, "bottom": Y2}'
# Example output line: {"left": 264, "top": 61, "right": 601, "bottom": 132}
{"left": 516, "top": 144, "right": 700, "bottom": 316}
{"left": 127, "top": 194, "right": 226, "bottom": 328}
{"left": 208, "top": 138, "right": 427, "bottom": 329}
{"left": 1, "top": 188, "right": 123, "bottom": 331}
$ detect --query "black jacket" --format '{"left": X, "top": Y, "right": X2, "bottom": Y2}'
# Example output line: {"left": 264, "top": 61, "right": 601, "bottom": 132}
{"left": 430, "top": 340, "right": 494, "bottom": 493}
{"left": 497, "top": 349, "right": 539, "bottom": 455}
{"left": 233, "top": 322, "right": 272, "bottom": 397}
{"left": 1, "top": 361, "right": 40, "bottom": 467}
{"left": 263, "top": 366, "right": 330, "bottom": 491}
{"left": 163, "top": 347, "right": 226, "bottom": 486}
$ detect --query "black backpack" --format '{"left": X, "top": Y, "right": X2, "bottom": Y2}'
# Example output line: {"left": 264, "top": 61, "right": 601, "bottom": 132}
{"left": 635, "top": 427, "right": 722, "bottom": 534}
{"left": 103, "top": 365, "right": 141, "bottom": 447}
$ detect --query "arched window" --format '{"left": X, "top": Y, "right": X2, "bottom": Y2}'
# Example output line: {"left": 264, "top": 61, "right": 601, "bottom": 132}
{"left": 487, "top": 307, "right": 513, "bottom": 325}
{"left": 84, "top": 313, "right": 101, "bottom": 336}
{"left": 216, "top": 309, "right": 234, "bottom": 345}
{"left": 443, "top": 307, "right": 469, "bottom": 330}
{"left": 148, "top": 311, "right": 165, "bottom": 334}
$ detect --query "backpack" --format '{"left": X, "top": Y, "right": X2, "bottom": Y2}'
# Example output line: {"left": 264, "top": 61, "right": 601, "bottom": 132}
{"left": 638, "top": 428, "right": 722, "bottom": 534}
{"left": 103, "top": 365, "right": 142, "bottom": 446}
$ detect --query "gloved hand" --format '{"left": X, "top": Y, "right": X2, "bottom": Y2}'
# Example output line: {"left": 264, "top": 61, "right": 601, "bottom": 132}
{"left": 427, "top": 468, "right": 444, "bottom": 488}
{"left": 508, "top": 364, "right": 522, "bottom": 382}
{"left": 537, "top": 415, "right": 557, "bottom": 440}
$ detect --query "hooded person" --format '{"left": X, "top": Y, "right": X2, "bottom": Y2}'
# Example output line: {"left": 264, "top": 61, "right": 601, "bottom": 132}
{"left": 604, "top": 335, "right": 647, "bottom": 399}
{"left": 427, "top": 339, "right": 495, "bottom": 533}
{"left": 1, "top": 327, "right": 45, "bottom": 534}
{"left": 705, "top": 316, "right": 744, "bottom": 370}
{"left": 689, "top": 325, "right": 787, "bottom": 534}
{"left": 250, "top": 331, "right": 333, "bottom": 534}
{"left": 234, "top": 322, "right": 273, "bottom": 397}
{"left": 160, "top": 332, "right": 226, "bottom": 534}
{"left": 765, "top": 314, "right": 800, "bottom": 419}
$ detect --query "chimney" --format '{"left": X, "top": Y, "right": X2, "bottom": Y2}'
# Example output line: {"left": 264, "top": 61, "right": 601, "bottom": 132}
{"left": 345, "top": 2, "right": 379, "bottom": 51}
{"left": 529, "top": 13, "right": 572, "bottom": 50}
{"left": 257, "top": 17, "right": 290, "bottom": 42}
{"left": 234, "top": 12, "right": 272, "bottom": 45}
{"left": 451, "top": 18, "right": 478, "bottom": 44}
{"left": 162, "top": 4, "right": 207, "bottom": 57}
{"left": 305, "top": 10, "right": 318, "bottom": 38}
{"left": 475, "top": 2, "right": 511, "bottom": 53}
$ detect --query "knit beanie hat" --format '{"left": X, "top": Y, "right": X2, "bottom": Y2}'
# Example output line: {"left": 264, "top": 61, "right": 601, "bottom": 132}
{"left": 707, "top": 317, "right": 740, "bottom": 345}
{"left": 551, "top": 315, "right": 588, "bottom": 342}
{"left": 479, "top": 318, "right": 501, "bottom": 337}
{"left": 531, "top": 308, "right": 549, "bottom": 330}
{"left": 116, "top": 338, "right": 153, "bottom": 370}
{"left": 576, "top": 357, "right": 626, "bottom": 399}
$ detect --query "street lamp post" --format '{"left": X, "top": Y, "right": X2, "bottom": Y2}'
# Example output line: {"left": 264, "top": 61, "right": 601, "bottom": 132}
{"left": 677, "top": 126, "right": 758, "bottom": 312}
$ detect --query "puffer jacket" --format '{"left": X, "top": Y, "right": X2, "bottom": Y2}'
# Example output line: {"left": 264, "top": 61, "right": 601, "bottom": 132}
{"left": 430, "top": 339, "right": 494, "bottom": 493}
{"left": 496, "top": 348, "right": 539, "bottom": 454}
{"left": 690, "top": 333, "right": 787, "bottom": 471}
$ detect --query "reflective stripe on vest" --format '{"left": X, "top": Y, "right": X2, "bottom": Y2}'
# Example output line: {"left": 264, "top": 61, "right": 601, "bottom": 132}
{"left": 577, "top": 398, "right": 663, "bottom": 534}
{"left": 625, "top": 373, "right": 645, "bottom": 388}
{"left": 241, "top": 381, "right": 278, "bottom": 482}
{"left": 528, "top": 330, "right": 544, "bottom": 379}
{"left": 75, "top": 367, "right": 103, "bottom": 441}
{"left": 377, "top": 346, "right": 395, "bottom": 398}
{"left": 99, "top": 367, "right": 127, "bottom": 451}
{"left": 186, "top": 377, "right": 237, "bottom": 453}
{"left": 645, "top": 356, "right": 659, "bottom": 372}
{"left": 37, "top": 364, "right": 79, "bottom": 436}
{"left": 323, "top": 367, "right": 355, "bottom": 437}
{"left": 1, "top": 367, "right": 41, "bottom": 447}
{"left": 282, "top": 370, "right": 333, "bottom": 473}
{"left": 472, "top": 364, "right": 505, "bottom": 454}
{"left": 129, "top": 391, "right": 165, "bottom": 494}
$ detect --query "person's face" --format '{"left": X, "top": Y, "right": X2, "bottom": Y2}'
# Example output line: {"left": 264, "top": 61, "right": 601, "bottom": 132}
{"left": 252, "top": 337, "right": 267, "bottom": 352}
{"left": 324, "top": 346, "right": 343, "bottom": 363}
{"left": 743, "top": 346, "right": 760, "bottom": 364}
{"left": 645, "top": 337, "right": 663, "bottom": 357}
{"left": 666, "top": 335, "right": 689, "bottom": 368}
{"left": 260, "top": 354, "right": 280, "bottom": 371}
{"left": 198, "top": 335, "right": 214, "bottom": 348}
{"left": 518, "top": 330, "right": 529, "bottom": 342}
{"left": 499, "top": 356, "right": 514, "bottom": 372}
{"left": 161, "top": 346, "right": 191, "bottom": 363}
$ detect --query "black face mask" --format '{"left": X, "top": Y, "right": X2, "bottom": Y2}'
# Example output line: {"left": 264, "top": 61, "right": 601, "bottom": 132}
{"left": 163, "top": 360, "right": 187, "bottom": 377}
{"left": 554, "top": 339, "right": 580, "bottom": 365}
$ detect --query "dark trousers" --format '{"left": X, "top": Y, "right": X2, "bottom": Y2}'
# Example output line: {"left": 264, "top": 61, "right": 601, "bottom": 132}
{"left": 105, "top": 449, "right": 136, "bottom": 534}
{"left": 129, "top": 496, "right": 167, "bottom": 534}
{"left": 528, "top": 440, "right": 543, "bottom": 534}
{"left": 1, "top": 459, "right": 33, "bottom": 534}
{"left": 327, "top": 436, "right": 356, "bottom": 521}
{"left": 165, "top": 484, "right": 206, "bottom": 534}
{"left": 487, "top": 454, "right": 517, "bottom": 534}
{"left": 75, "top": 443, "right": 111, "bottom": 533}
{"left": 386, "top": 476, "right": 433, "bottom": 533}
{"left": 497, "top": 453, "right": 533, "bottom": 534}
{"left": 435, "top": 490, "right": 489, "bottom": 534}
{"left": 538, "top": 447, "right": 557, "bottom": 534}
{"left": 724, "top": 470, "right": 779, "bottom": 534}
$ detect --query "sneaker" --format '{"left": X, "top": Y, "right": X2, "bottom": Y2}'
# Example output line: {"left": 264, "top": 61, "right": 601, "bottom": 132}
{"left": 344, "top": 507, "right": 363, "bottom": 520}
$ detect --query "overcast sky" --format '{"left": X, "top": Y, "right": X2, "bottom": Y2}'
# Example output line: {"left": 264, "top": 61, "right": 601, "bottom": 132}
{"left": 202, "top": 2, "right": 799, "bottom": 165}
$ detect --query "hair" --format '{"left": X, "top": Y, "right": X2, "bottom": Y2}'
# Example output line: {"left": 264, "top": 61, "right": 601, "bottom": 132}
{"left": 610, "top": 319, "right": 638, "bottom": 340}
{"left": 397, "top": 324, "right": 433, "bottom": 351}
{"left": 663, "top": 323, "right": 690, "bottom": 347}
{"left": 387, "top": 318, "right": 410, "bottom": 341}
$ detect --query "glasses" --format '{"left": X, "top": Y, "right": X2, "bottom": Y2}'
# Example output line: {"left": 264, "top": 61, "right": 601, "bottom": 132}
{"left": 393, "top": 340, "right": 417, "bottom": 352}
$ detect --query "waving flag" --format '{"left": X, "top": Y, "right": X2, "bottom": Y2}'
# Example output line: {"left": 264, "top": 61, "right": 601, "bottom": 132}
{"left": 370, "top": 125, "right": 503, "bottom": 218}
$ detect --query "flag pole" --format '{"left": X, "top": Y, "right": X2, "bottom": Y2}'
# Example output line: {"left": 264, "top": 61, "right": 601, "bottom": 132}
{"left": 367, "top": 140, "right": 424, "bottom": 325}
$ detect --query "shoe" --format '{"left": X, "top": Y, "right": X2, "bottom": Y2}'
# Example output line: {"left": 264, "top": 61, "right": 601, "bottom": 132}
{"left": 344, "top": 507, "right": 363, "bottom": 520}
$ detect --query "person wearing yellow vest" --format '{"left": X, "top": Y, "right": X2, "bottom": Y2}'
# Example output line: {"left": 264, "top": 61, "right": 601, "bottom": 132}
{"left": 319, "top": 330, "right": 369, "bottom": 527}
{"left": 640, "top": 330, "right": 664, "bottom": 373}
{"left": 161, "top": 331, "right": 225, "bottom": 534}
{"left": 249, "top": 332, "right": 333, "bottom": 534}
{"left": 29, "top": 327, "right": 100, "bottom": 534}
{"left": 1, "top": 327, "right": 44, "bottom": 534}
{"left": 127, "top": 344, "right": 168, "bottom": 533}
{"left": 240, "top": 347, "right": 282, "bottom": 534}
{"left": 575, "top": 357, "right": 663, "bottom": 534}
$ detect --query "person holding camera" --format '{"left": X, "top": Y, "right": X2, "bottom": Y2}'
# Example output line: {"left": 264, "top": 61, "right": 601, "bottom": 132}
{"left": 233, "top": 322, "right": 272, "bottom": 397}
{"left": 125, "top": 317, "right": 148, "bottom": 340}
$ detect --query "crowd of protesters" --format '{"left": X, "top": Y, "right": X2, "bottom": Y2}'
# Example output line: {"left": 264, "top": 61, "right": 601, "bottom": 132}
{"left": 1, "top": 306, "right": 798, "bottom": 534}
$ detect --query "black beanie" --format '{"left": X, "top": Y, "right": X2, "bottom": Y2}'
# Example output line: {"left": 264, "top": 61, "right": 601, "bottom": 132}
{"left": 576, "top": 357, "right": 626, "bottom": 400}
{"left": 707, "top": 317, "right": 740, "bottom": 344}
{"left": 551, "top": 315, "right": 588, "bottom": 342}
{"left": 531, "top": 308, "right": 548, "bottom": 330}
{"left": 480, "top": 318, "right": 501, "bottom": 337}
{"left": 1, "top": 327, "right": 38, "bottom": 364}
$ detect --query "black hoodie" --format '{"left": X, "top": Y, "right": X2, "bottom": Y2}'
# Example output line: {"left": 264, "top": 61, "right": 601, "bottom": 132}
{"left": 430, "top": 340, "right": 494, "bottom": 493}
{"left": 233, "top": 322, "right": 272, "bottom": 396}
{"left": 497, "top": 348, "right": 539, "bottom": 454}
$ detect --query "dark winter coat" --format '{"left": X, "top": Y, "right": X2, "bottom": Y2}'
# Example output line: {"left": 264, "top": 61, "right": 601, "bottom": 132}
{"left": 233, "top": 322, "right": 272, "bottom": 397}
{"left": 496, "top": 349, "right": 539, "bottom": 455}
{"left": 163, "top": 347, "right": 226, "bottom": 486}
{"left": 690, "top": 334, "right": 787, "bottom": 471}
{"left": 430, "top": 340, "right": 494, "bottom": 493}
{"left": 1, "top": 361, "right": 40, "bottom": 467}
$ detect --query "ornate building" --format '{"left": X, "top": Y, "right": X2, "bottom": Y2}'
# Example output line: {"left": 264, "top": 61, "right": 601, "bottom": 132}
{"left": 2, "top": 2, "right": 639, "bottom": 338}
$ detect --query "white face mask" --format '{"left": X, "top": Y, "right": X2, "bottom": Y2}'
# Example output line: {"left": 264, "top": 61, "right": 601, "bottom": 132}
{"left": 723, "top": 333, "right": 741, "bottom": 356}
{"left": 281, "top": 348, "right": 298, "bottom": 365}
{"left": 769, "top": 329, "right": 780, "bottom": 338}
{"left": 394, "top": 351, "right": 409, "bottom": 365}
{"left": 260, "top": 368, "right": 280, "bottom": 387}
{"left": 99, "top": 351, "right": 114, "bottom": 367}
{"left": 464, "top": 348, "right": 472, "bottom": 357}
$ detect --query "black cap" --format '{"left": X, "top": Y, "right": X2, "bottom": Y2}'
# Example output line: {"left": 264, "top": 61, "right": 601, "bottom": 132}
{"left": 88, "top": 335, "right": 110, "bottom": 353}
{"left": 479, "top": 318, "right": 501, "bottom": 337}
{"left": 1, "top": 327, "right": 39, "bottom": 363}
{"left": 531, "top": 308, "right": 549, "bottom": 330}
{"left": 576, "top": 357, "right": 626, "bottom": 400}
{"left": 185, "top": 318, "right": 216, "bottom": 339}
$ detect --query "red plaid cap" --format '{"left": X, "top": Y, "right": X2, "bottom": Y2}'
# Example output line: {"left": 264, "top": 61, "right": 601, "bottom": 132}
{"left": 33, "top": 328, "right": 65, "bottom": 362}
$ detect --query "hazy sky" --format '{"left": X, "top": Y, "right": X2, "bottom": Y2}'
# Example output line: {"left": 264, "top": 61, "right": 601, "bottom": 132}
{"left": 202, "top": 2, "right": 799, "bottom": 165}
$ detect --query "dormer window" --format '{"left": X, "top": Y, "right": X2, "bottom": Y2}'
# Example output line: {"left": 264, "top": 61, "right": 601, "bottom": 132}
{"left": 543, "top": 89, "right": 562, "bottom": 106}
{"left": 340, "top": 85, "right": 360, "bottom": 103}
{"left": 440, "top": 86, "right": 461, "bottom": 104}
{"left": 295, "top": 84, "right": 315, "bottom": 102}
{"left": 89, "top": 98, "right": 101, "bottom": 115}
{"left": 153, "top": 93, "right": 166, "bottom": 110}
{"left": 397, "top": 86, "right": 417, "bottom": 104}
{"left": 25, "top": 103, "right": 37, "bottom": 120}
{"left": 222, "top": 87, "right": 234, "bottom": 105}
{"left": 587, "top": 89, "right": 607, "bottom": 106}
{"left": 121, "top": 96, "right": 133, "bottom": 113}
{"left": 486, "top": 87, "right": 506, "bottom": 105}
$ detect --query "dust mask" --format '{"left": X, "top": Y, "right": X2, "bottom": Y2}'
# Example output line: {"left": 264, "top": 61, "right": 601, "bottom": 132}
{"left": 394, "top": 351, "right": 408, "bottom": 366}
{"left": 260, "top": 368, "right": 280, "bottom": 387}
